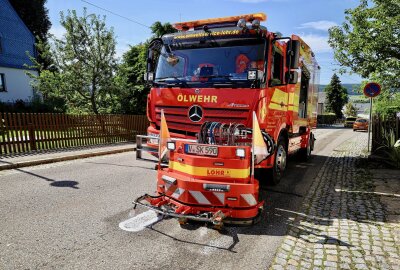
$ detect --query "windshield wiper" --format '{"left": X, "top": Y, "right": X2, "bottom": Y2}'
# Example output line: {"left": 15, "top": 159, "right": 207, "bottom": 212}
{"left": 155, "top": 77, "right": 188, "bottom": 86}
{"left": 198, "top": 75, "right": 233, "bottom": 80}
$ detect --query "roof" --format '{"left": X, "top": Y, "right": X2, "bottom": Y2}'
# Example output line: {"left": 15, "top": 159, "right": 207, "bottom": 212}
{"left": 0, "top": 0, "right": 36, "bottom": 70}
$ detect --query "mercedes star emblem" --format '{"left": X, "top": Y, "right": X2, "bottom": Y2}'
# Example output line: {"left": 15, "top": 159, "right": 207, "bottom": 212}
{"left": 194, "top": 88, "right": 201, "bottom": 94}
{"left": 188, "top": 105, "right": 203, "bottom": 122}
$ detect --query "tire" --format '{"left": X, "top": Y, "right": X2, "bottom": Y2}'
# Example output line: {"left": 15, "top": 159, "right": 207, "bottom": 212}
{"left": 269, "top": 136, "right": 287, "bottom": 185}
{"left": 299, "top": 134, "right": 312, "bottom": 162}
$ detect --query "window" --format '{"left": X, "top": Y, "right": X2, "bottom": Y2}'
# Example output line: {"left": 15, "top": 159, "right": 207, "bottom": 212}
{"left": 298, "top": 69, "right": 310, "bottom": 118}
{"left": 0, "top": 74, "right": 6, "bottom": 92}
{"left": 270, "top": 45, "right": 283, "bottom": 86}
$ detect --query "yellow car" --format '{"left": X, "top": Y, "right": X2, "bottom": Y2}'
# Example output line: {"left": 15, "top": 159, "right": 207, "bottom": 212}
{"left": 344, "top": 117, "right": 357, "bottom": 128}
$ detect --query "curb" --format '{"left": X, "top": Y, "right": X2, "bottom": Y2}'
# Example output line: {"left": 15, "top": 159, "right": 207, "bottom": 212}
{"left": 0, "top": 147, "right": 136, "bottom": 171}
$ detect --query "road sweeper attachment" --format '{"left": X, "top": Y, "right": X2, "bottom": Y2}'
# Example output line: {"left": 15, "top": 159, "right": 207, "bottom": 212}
{"left": 134, "top": 121, "right": 274, "bottom": 227}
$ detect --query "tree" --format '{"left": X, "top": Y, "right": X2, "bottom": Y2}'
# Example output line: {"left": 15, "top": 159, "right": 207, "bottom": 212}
{"left": 344, "top": 102, "right": 358, "bottom": 117}
{"left": 30, "top": 9, "right": 118, "bottom": 114}
{"left": 114, "top": 43, "right": 148, "bottom": 114}
{"left": 150, "top": 22, "right": 177, "bottom": 38}
{"left": 328, "top": 0, "right": 400, "bottom": 92}
{"left": 114, "top": 21, "right": 177, "bottom": 114}
{"left": 324, "top": 74, "right": 349, "bottom": 118}
{"left": 8, "top": 0, "right": 51, "bottom": 42}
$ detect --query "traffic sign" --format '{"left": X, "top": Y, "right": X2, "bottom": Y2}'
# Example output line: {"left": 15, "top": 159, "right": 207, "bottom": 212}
{"left": 363, "top": 82, "right": 381, "bottom": 98}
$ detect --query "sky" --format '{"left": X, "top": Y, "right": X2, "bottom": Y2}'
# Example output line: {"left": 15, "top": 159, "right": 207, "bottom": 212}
{"left": 46, "top": 0, "right": 364, "bottom": 85}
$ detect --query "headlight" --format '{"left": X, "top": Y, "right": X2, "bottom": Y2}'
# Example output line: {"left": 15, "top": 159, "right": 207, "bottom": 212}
{"left": 236, "top": 148, "right": 246, "bottom": 158}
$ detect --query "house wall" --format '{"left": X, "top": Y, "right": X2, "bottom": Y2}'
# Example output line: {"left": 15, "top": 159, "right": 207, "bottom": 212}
{"left": 0, "top": 0, "right": 38, "bottom": 103}
{"left": 0, "top": 66, "right": 37, "bottom": 102}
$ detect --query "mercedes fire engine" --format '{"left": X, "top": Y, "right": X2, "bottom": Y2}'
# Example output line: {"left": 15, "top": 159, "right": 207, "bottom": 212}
{"left": 134, "top": 13, "right": 319, "bottom": 226}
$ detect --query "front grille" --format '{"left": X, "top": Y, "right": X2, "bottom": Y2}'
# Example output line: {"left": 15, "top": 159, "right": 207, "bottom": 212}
{"left": 155, "top": 105, "right": 250, "bottom": 135}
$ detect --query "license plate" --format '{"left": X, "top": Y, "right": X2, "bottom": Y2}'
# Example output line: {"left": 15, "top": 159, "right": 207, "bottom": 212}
{"left": 184, "top": 144, "right": 218, "bottom": 157}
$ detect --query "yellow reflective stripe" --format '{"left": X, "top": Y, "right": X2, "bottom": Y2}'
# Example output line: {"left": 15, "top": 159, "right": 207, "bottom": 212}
{"left": 169, "top": 161, "right": 250, "bottom": 178}
{"left": 271, "top": 88, "right": 288, "bottom": 104}
{"left": 268, "top": 102, "right": 287, "bottom": 111}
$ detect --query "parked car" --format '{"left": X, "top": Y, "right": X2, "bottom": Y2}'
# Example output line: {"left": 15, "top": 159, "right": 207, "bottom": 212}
{"left": 344, "top": 117, "right": 357, "bottom": 128}
{"left": 353, "top": 118, "right": 369, "bottom": 131}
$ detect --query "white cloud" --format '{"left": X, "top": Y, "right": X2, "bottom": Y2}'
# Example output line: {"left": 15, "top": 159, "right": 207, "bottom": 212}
{"left": 298, "top": 20, "right": 338, "bottom": 31}
{"left": 299, "top": 33, "right": 332, "bottom": 53}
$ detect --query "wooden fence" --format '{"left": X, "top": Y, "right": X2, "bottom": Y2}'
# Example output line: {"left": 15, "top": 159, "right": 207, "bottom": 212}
{"left": 372, "top": 114, "right": 400, "bottom": 152}
{"left": 0, "top": 113, "right": 149, "bottom": 155}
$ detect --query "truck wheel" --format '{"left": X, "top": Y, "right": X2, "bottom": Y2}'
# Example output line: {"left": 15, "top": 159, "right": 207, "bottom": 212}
{"left": 299, "top": 135, "right": 312, "bottom": 161}
{"left": 269, "top": 137, "right": 287, "bottom": 185}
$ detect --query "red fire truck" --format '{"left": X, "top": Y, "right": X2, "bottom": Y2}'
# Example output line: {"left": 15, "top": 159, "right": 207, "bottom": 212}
{"left": 135, "top": 13, "right": 319, "bottom": 226}
{"left": 143, "top": 13, "right": 319, "bottom": 183}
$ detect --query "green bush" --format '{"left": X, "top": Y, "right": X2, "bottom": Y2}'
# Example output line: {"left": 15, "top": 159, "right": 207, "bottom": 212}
{"left": 377, "top": 129, "right": 400, "bottom": 169}
{"left": 0, "top": 95, "right": 67, "bottom": 113}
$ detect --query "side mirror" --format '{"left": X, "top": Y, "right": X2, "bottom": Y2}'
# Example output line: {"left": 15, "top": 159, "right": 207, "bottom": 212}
{"left": 146, "top": 38, "right": 163, "bottom": 74}
{"left": 286, "top": 71, "right": 298, "bottom": 84}
{"left": 144, "top": 72, "right": 154, "bottom": 82}
{"left": 286, "top": 40, "right": 300, "bottom": 69}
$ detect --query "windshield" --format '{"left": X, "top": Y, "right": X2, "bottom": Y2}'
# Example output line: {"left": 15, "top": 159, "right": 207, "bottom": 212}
{"left": 154, "top": 41, "right": 265, "bottom": 87}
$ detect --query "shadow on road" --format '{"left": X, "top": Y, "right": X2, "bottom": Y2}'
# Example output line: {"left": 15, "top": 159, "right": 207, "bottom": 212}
{"left": 148, "top": 225, "right": 240, "bottom": 253}
{"left": 13, "top": 167, "right": 80, "bottom": 189}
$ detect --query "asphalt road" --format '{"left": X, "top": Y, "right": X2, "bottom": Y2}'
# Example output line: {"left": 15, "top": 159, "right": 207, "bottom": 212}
{"left": 0, "top": 127, "right": 358, "bottom": 270}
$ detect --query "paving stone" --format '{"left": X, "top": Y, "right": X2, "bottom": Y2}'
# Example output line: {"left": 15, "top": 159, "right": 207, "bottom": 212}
{"left": 300, "top": 261, "right": 311, "bottom": 268}
{"left": 326, "top": 255, "right": 338, "bottom": 262}
{"left": 274, "top": 257, "right": 287, "bottom": 266}
{"left": 323, "top": 261, "right": 337, "bottom": 267}
{"left": 276, "top": 252, "right": 288, "bottom": 260}
{"left": 281, "top": 244, "right": 292, "bottom": 252}
{"left": 353, "top": 257, "right": 365, "bottom": 264}
{"left": 313, "top": 253, "right": 323, "bottom": 259}
{"left": 340, "top": 263, "right": 351, "bottom": 269}
{"left": 286, "top": 265, "right": 297, "bottom": 270}
{"left": 288, "top": 259, "right": 298, "bottom": 267}
{"left": 326, "top": 249, "right": 338, "bottom": 255}
{"left": 271, "top": 265, "right": 284, "bottom": 270}
{"left": 313, "top": 259, "right": 322, "bottom": 266}
{"left": 340, "top": 257, "right": 352, "bottom": 264}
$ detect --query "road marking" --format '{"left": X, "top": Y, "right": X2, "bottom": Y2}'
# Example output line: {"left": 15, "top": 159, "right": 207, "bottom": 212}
{"left": 119, "top": 210, "right": 162, "bottom": 232}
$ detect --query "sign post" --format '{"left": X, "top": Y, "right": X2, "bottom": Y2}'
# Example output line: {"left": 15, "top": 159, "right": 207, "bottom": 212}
{"left": 363, "top": 82, "right": 381, "bottom": 152}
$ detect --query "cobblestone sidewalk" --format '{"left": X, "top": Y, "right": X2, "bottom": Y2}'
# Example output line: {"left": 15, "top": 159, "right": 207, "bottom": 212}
{"left": 270, "top": 132, "right": 400, "bottom": 270}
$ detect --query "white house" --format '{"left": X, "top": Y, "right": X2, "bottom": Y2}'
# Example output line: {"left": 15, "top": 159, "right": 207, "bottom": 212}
{"left": 0, "top": 0, "right": 38, "bottom": 103}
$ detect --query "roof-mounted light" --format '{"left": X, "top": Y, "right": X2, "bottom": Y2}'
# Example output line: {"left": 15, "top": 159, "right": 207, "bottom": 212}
{"left": 173, "top": 13, "right": 267, "bottom": 31}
